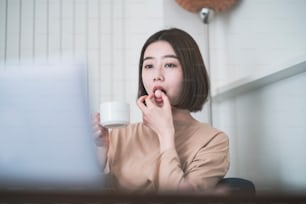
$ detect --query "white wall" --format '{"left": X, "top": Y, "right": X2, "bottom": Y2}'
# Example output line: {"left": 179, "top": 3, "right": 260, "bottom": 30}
{"left": 209, "top": 0, "right": 306, "bottom": 193}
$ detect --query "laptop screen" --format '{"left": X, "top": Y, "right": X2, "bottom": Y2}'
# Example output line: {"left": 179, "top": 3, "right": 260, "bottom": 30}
{"left": 0, "top": 62, "right": 105, "bottom": 191}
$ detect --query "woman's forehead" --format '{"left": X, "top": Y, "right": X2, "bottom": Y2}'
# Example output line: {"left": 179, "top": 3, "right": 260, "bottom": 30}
{"left": 144, "top": 41, "right": 176, "bottom": 58}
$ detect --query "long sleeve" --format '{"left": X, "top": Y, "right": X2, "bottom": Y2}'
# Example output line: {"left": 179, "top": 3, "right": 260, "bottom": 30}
{"left": 157, "top": 148, "right": 184, "bottom": 192}
{"left": 156, "top": 131, "right": 229, "bottom": 193}
{"left": 183, "top": 132, "right": 229, "bottom": 191}
{"left": 107, "top": 122, "right": 230, "bottom": 193}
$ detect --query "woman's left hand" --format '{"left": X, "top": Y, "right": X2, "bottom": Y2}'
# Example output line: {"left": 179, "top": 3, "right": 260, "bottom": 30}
{"left": 137, "top": 91, "right": 175, "bottom": 152}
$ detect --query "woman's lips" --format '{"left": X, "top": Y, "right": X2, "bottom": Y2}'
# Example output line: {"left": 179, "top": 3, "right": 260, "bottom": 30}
{"left": 153, "top": 86, "right": 166, "bottom": 95}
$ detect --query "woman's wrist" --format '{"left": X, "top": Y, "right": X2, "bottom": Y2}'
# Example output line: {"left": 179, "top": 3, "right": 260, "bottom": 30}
{"left": 158, "top": 129, "right": 175, "bottom": 153}
{"left": 160, "top": 142, "right": 175, "bottom": 153}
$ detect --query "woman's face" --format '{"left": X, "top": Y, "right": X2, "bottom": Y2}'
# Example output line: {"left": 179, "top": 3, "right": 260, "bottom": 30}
{"left": 141, "top": 41, "right": 183, "bottom": 105}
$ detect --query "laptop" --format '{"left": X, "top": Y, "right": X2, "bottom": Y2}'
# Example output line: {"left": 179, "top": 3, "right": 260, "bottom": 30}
{"left": 0, "top": 62, "right": 105, "bottom": 191}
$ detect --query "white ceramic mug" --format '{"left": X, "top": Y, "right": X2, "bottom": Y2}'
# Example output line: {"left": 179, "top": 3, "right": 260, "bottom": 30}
{"left": 100, "top": 101, "right": 130, "bottom": 129}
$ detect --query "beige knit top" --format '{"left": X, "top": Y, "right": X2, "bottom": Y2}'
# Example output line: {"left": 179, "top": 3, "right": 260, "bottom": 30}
{"left": 105, "top": 120, "right": 229, "bottom": 194}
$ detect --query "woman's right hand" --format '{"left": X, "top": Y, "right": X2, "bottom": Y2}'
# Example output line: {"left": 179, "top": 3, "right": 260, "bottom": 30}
{"left": 92, "top": 112, "right": 110, "bottom": 167}
{"left": 137, "top": 92, "right": 175, "bottom": 153}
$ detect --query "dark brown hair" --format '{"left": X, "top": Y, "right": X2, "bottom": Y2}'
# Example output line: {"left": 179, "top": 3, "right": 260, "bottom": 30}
{"left": 137, "top": 28, "right": 210, "bottom": 112}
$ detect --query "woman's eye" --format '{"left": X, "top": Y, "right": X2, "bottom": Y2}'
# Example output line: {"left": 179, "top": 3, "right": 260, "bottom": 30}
{"left": 143, "top": 64, "right": 153, "bottom": 69}
{"left": 165, "top": 63, "right": 177, "bottom": 68}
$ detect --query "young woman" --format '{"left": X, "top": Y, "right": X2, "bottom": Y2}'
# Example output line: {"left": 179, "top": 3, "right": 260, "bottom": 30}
{"left": 93, "top": 28, "right": 229, "bottom": 194}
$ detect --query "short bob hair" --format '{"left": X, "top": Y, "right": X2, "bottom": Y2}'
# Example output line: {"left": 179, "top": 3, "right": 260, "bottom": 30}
{"left": 137, "top": 28, "right": 210, "bottom": 112}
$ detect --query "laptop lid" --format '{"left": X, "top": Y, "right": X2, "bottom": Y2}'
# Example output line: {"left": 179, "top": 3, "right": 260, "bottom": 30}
{"left": 0, "top": 62, "right": 105, "bottom": 191}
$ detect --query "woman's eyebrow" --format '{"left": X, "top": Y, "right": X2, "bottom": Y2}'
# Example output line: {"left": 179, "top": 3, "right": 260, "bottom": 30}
{"left": 143, "top": 54, "right": 178, "bottom": 61}
{"left": 163, "top": 54, "right": 178, "bottom": 59}
{"left": 143, "top": 56, "right": 154, "bottom": 61}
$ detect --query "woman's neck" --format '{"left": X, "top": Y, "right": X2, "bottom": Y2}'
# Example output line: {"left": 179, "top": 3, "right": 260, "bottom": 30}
{"left": 172, "top": 107, "right": 195, "bottom": 123}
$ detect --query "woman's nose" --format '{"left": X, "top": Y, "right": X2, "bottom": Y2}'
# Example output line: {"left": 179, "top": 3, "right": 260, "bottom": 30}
{"left": 153, "top": 69, "right": 164, "bottom": 81}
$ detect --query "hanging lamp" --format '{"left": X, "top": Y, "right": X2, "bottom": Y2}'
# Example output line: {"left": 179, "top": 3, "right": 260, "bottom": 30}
{"left": 176, "top": 0, "right": 238, "bottom": 24}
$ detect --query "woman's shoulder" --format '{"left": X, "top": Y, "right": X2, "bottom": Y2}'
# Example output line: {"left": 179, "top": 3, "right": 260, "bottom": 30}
{"left": 196, "top": 121, "right": 225, "bottom": 133}
{"left": 193, "top": 121, "right": 229, "bottom": 142}
{"left": 175, "top": 121, "right": 229, "bottom": 162}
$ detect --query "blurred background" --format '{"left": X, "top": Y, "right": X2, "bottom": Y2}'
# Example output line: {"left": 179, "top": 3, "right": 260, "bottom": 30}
{"left": 1, "top": 0, "right": 306, "bottom": 194}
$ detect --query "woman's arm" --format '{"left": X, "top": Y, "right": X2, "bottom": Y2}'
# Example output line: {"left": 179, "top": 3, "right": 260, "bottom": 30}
{"left": 137, "top": 92, "right": 229, "bottom": 193}
{"left": 157, "top": 132, "right": 229, "bottom": 193}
